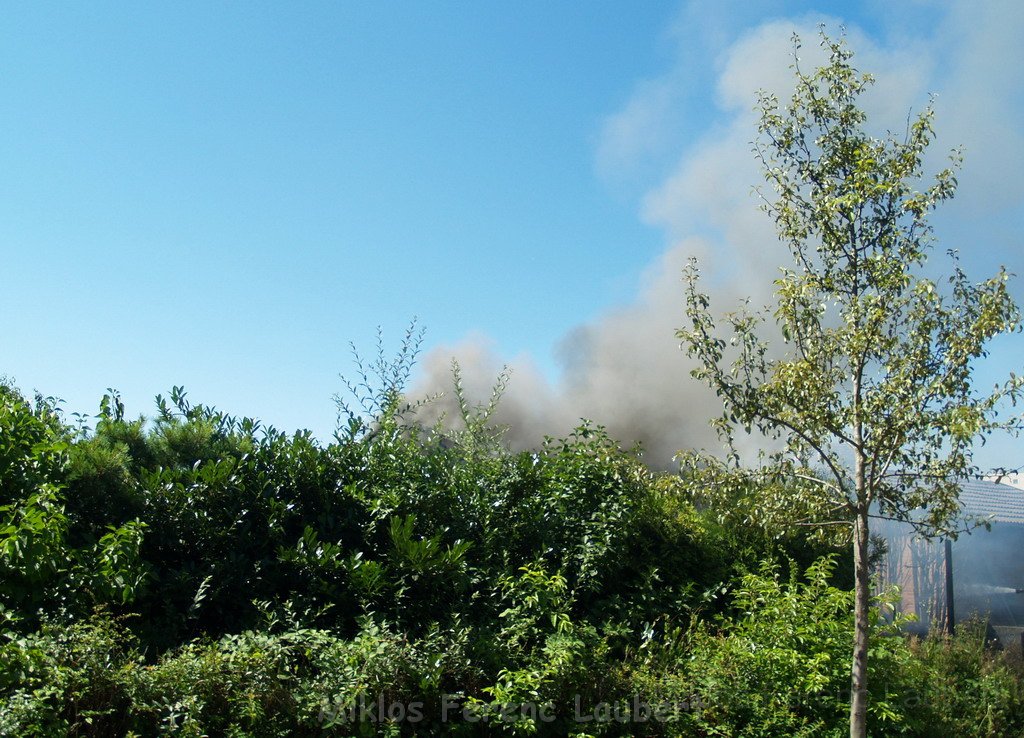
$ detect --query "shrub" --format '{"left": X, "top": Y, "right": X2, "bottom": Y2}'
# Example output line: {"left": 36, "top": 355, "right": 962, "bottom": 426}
{"left": 901, "top": 619, "right": 1024, "bottom": 737}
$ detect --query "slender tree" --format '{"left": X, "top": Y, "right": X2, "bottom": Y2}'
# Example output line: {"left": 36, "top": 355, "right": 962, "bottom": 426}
{"left": 678, "top": 31, "right": 1022, "bottom": 738}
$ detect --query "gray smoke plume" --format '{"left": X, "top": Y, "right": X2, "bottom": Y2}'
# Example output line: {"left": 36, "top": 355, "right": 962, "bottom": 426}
{"left": 409, "top": 228, "right": 786, "bottom": 468}
{"left": 411, "top": 242, "right": 737, "bottom": 466}
{"left": 409, "top": 10, "right": 1024, "bottom": 469}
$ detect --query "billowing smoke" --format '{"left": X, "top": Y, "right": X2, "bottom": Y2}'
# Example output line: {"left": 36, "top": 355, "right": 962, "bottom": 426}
{"left": 410, "top": 6, "right": 1024, "bottom": 469}
{"left": 411, "top": 241, "right": 731, "bottom": 466}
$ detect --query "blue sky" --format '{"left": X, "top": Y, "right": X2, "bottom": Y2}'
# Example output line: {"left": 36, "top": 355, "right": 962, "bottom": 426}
{"left": 2, "top": 1, "right": 1021, "bottom": 470}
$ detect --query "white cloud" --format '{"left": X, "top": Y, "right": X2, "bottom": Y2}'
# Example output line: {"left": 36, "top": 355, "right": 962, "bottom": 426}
{"left": 594, "top": 78, "right": 678, "bottom": 183}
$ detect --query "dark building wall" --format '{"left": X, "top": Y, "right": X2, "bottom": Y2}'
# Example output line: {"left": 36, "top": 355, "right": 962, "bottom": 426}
{"left": 951, "top": 523, "right": 1024, "bottom": 627}
{"left": 877, "top": 519, "right": 1024, "bottom": 633}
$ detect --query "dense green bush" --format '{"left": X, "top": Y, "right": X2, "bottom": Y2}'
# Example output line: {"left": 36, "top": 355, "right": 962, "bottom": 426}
{"left": 52, "top": 383, "right": 740, "bottom": 648}
{"left": 1, "top": 386, "right": 149, "bottom": 632}
{"left": 901, "top": 619, "right": 1024, "bottom": 736}
{"left": 0, "top": 610, "right": 474, "bottom": 737}
{"left": 3, "top": 373, "right": 1023, "bottom": 736}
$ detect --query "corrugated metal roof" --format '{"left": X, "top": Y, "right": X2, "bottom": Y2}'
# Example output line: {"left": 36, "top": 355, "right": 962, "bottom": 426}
{"left": 958, "top": 480, "right": 1024, "bottom": 526}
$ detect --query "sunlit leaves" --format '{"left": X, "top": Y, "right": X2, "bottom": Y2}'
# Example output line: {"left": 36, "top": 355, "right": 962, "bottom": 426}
{"left": 679, "top": 30, "right": 1021, "bottom": 538}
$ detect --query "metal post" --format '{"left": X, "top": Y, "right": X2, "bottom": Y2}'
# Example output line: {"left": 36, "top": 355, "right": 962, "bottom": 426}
{"left": 944, "top": 538, "right": 955, "bottom": 635}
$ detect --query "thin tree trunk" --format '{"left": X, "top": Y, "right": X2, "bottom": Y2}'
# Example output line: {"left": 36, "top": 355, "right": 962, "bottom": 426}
{"left": 850, "top": 500, "right": 870, "bottom": 738}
